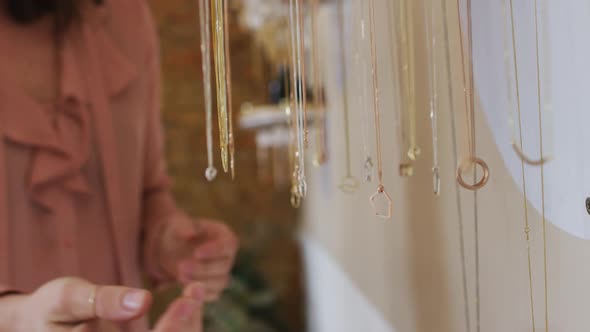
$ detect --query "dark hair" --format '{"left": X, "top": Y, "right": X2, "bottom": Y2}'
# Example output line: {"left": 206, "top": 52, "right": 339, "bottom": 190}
{"left": 4, "top": 0, "right": 103, "bottom": 31}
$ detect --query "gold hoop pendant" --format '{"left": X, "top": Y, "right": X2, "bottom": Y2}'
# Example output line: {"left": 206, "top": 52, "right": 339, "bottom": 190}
{"left": 456, "top": 157, "right": 490, "bottom": 191}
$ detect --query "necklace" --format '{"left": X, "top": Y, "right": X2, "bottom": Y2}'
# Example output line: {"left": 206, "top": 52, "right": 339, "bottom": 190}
{"left": 198, "top": 0, "right": 217, "bottom": 181}
{"left": 442, "top": 0, "right": 471, "bottom": 329}
{"left": 506, "top": 0, "right": 551, "bottom": 167}
{"left": 505, "top": 0, "right": 551, "bottom": 329}
{"left": 310, "top": 0, "right": 327, "bottom": 167}
{"left": 386, "top": 0, "right": 412, "bottom": 178}
{"left": 337, "top": 0, "right": 359, "bottom": 193}
{"left": 356, "top": 7, "right": 373, "bottom": 183}
{"left": 284, "top": 44, "right": 301, "bottom": 208}
{"left": 288, "top": 0, "right": 308, "bottom": 200}
{"left": 400, "top": 0, "right": 421, "bottom": 164}
{"left": 211, "top": 0, "right": 230, "bottom": 173}
{"left": 368, "top": 0, "right": 392, "bottom": 219}
{"left": 223, "top": 0, "right": 235, "bottom": 178}
{"left": 425, "top": 0, "right": 440, "bottom": 195}
{"left": 455, "top": 0, "right": 489, "bottom": 191}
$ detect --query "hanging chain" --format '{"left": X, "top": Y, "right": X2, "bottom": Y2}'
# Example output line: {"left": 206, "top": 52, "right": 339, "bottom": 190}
{"left": 368, "top": 0, "right": 392, "bottom": 219}
{"left": 505, "top": 0, "right": 551, "bottom": 329}
{"left": 211, "top": 0, "right": 230, "bottom": 173}
{"left": 338, "top": 0, "right": 360, "bottom": 192}
{"left": 455, "top": 0, "right": 489, "bottom": 191}
{"left": 198, "top": 0, "right": 217, "bottom": 181}
{"left": 424, "top": 0, "right": 440, "bottom": 195}
{"left": 442, "top": 0, "right": 471, "bottom": 329}
{"left": 354, "top": 1, "right": 374, "bottom": 183}
{"left": 310, "top": 0, "right": 328, "bottom": 166}
{"left": 223, "top": 0, "right": 235, "bottom": 178}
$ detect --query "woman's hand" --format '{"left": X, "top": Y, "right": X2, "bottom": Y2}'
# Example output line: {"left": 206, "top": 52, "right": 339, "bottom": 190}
{"left": 0, "top": 277, "right": 204, "bottom": 332}
{"left": 160, "top": 218, "right": 239, "bottom": 302}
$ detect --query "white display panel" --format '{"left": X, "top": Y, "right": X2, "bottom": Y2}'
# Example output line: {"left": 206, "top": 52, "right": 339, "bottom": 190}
{"left": 474, "top": 0, "right": 590, "bottom": 239}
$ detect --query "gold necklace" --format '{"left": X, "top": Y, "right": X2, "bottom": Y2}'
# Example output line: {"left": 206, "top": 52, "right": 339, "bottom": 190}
{"left": 310, "top": 0, "right": 327, "bottom": 167}
{"left": 392, "top": 0, "right": 419, "bottom": 178}
{"left": 223, "top": 0, "right": 235, "bottom": 179}
{"left": 399, "top": 0, "right": 421, "bottom": 165}
{"left": 386, "top": 0, "right": 413, "bottom": 177}
{"left": 356, "top": 5, "right": 374, "bottom": 183}
{"left": 507, "top": 0, "right": 551, "bottom": 166}
{"left": 288, "top": 0, "right": 308, "bottom": 201}
{"left": 198, "top": 0, "right": 217, "bottom": 181}
{"left": 455, "top": 0, "right": 490, "bottom": 191}
{"left": 337, "top": 0, "right": 359, "bottom": 193}
{"left": 441, "top": 1, "right": 471, "bottom": 330}
{"left": 211, "top": 0, "right": 230, "bottom": 173}
{"left": 505, "top": 0, "right": 550, "bottom": 329}
{"left": 368, "top": 0, "right": 392, "bottom": 219}
{"left": 424, "top": 0, "right": 440, "bottom": 195}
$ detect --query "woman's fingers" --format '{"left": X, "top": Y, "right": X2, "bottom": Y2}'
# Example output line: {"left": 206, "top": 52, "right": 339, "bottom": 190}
{"left": 182, "top": 282, "right": 207, "bottom": 300}
{"left": 178, "top": 258, "right": 233, "bottom": 281}
{"left": 177, "top": 259, "right": 232, "bottom": 301}
{"left": 203, "top": 277, "right": 229, "bottom": 301}
{"left": 153, "top": 282, "right": 205, "bottom": 332}
{"left": 153, "top": 298, "right": 202, "bottom": 332}
{"left": 94, "top": 285, "right": 152, "bottom": 321}
{"left": 38, "top": 277, "right": 152, "bottom": 324}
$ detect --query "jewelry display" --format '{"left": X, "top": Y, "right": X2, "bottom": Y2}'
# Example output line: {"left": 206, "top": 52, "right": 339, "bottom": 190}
{"left": 368, "top": 0, "right": 392, "bottom": 219}
{"left": 337, "top": 0, "right": 359, "bottom": 193}
{"left": 198, "top": 0, "right": 217, "bottom": 181}
{"left": 231, "top": 0, "right": 566, "bottom": 328}
{"left": 211, "top": 0, "right": 230, "bottom": 173}
{"left": 424, "top": 0, "right": 440, "bottom": 195}
{"left": 455, "top": 0, "right": 490, "bottom": 191}
{"left": 310, "top": 0, "right": 328, "bottom": 167}
{"left": 505, "top": 0, "right": 550, "bottom": 329}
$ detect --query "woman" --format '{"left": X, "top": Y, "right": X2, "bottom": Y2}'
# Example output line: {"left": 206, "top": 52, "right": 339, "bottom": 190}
{"left": 0, "top": 0, "right": 238, "bottom": 330}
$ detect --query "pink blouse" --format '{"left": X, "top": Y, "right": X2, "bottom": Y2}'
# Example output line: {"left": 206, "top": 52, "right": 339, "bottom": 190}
{"left": 0, "top": 1, "right": 187, "bottom": 330}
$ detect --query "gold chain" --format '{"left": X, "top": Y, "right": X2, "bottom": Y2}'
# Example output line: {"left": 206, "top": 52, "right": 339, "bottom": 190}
{"left": 387, "top": 0, "right": 413, "bottom": 177}
{"left": 455, "top": 0, "right": 489, "bottom": 191}
{"left": 337, "top": 0, "right": 359, "bottom": 192}
{"left": 310, "top": 0, "right": 327, "bottom": 166}
{"left": 211, "top": 0, "right": 230, "bottom": 173}
{"left": 288, "top": 0, "right": 308, "bottom": 200}
{"left": 198, "top": 0, "right": 217, "bottom": 181}
{"left": 441, "top": 1, "right": 471, "bottom": 330}
{"left": 368, "top": 0, "right": 392, "bottom": 219}
{"left": 505, "top": 0, "right": 550, "bottom": 329}
{"left": 223, "top": 0, "right": 235, "bottom": 178}
{"left": 398, "top": 0, "right": 421, "bottom": 163}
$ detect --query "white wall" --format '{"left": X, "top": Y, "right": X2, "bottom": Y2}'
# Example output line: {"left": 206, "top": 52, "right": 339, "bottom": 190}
{"left": 302, "top": 1, "right": 590, "bottom": 331}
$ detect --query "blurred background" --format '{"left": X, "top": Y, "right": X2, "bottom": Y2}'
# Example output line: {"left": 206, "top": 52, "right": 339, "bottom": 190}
{"left": 145, "top": 0, "right": 590, "bottom": 331}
